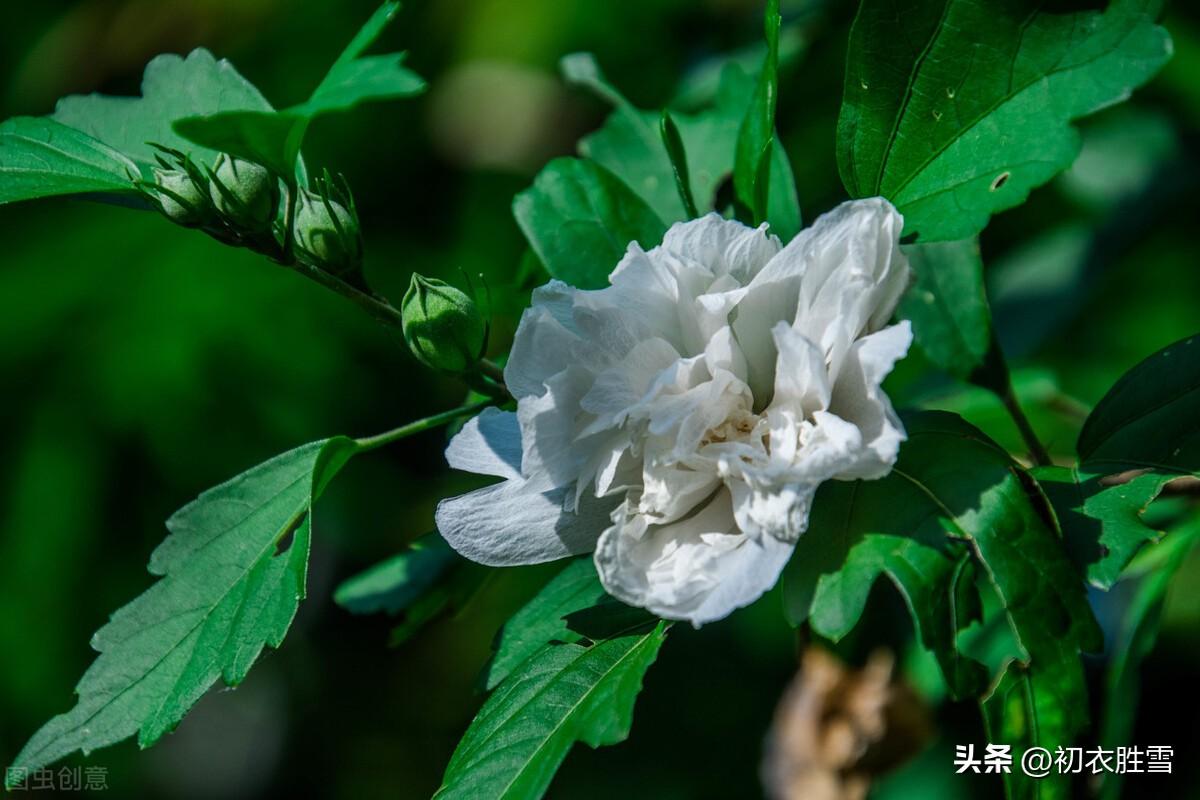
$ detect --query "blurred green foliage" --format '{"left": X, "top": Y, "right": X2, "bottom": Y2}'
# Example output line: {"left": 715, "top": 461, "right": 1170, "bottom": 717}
{"left": 1, "top": 1, "right": 1198, "bottom": 797}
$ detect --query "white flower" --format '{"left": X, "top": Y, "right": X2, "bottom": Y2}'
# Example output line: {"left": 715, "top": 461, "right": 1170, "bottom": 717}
{"left": 437, "top": 198, "right": 913, "bottom": 625}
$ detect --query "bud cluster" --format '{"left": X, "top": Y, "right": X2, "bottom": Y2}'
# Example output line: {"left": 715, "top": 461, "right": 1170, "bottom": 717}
{"left": 139, "top": 148, "right": 361, "bottom": 276}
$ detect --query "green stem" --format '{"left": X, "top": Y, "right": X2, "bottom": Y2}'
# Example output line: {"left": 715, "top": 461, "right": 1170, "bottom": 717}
{"left": 1002, "top": 381, "right": 1051, "bottom": 467}
{"left": 293, "top": 261, "right": 405, "bottom": 330}
{"left": 356, "top": 398, "right": 493, "bottom": 452}
{"left": 478, "top": 358, "right": 506, "bottom": 385}
{"left": 281, "top": 181, "right": 299, "bottom": 263}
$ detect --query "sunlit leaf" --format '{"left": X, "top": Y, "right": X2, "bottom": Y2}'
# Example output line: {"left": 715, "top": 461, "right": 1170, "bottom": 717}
{"left": 5, "top": 438, "right": 360, "bottom": 785}
{"left": 51, "top": 48, "right": 274, "bottom": 172}
{"left": 563, "top": 52, "right": 800, "bottom": 239}
{"left": 485, "top": 557, "right": 611, "bottom": 690}
{"left": 436, "top": 559, "right": 666, "bottom": 799}
{"left": 838, "top": 0, "right": 1172, "bottom": 241}
{"left": 513, "top": 157, "right": 666, "bottom": 289}
{"left": 174, "top": 1, "right": 424, "bottom": 179}
{"left": 0, "top": 118, "right": 138, "bottom": 205}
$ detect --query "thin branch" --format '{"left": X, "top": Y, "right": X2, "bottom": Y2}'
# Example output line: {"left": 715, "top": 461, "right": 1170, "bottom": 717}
{"left": 355, "top": 398, "right": 494, "bottom": 452}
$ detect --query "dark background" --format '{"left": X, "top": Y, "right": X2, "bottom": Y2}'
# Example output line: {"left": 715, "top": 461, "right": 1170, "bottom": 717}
{"left": 1, "top": 1, "right": 1198, "bottom": 797}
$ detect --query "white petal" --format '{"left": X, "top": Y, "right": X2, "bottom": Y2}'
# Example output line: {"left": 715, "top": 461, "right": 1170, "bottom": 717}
{"left": 444, "top": 408, "right": 523, "bottom": 480}
{"left": 829, "top": 321, "right": 912, "bottom": 479}
{"left": 661, "top": 213, "right": 781, "bottom": 284}
{"left": 516, "top": 365, "right": 594, "bottom": 486}
{"left": 638, "top": 457, "right": 721, "bottom": 524}
{"left": 505, "top": 283, "right": 582, "bottom": 399}
{"left": 734, "top": 197, "right": 909, "bottom": 400}
{"left": 594, "top": 489, "right": 795, "bottom": 626}
{"left": 770, "top": 322, "right": 831, "bottom": 419}
{"left": 726, "top": 479, "right": 817, "bottom": 543}
{"left": 436, "top": 476, "right": 615, "bottom": 567}
{"left": 580, "top": 337, "right": 681, "bottom": 430}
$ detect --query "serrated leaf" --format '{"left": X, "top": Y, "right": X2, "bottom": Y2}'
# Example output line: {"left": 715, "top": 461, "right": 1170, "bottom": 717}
{"left": 897, "top": 238, "right": 994, "bottom": 381}
{"left": 783, "top": 411, "right": 1101, "bottom": 776}
{"left": 334, "top": 532, "right": 459, "bottom": 616}
{"left": 783, "top": 413, "right": 1033, "bottom": 700}
{"left": 5, "top": 437, "right": 360, "bottom": 785}
{"left": 174, "top": 1, "right": 424, "bottom": 179}
{"left": 437, "top": 606, "right": 666, "bottom": 799}
{"left": 1034, "top": 466, "right": 1174, "bottom": 589}
{"left": 51, "top": 48, "right": 274, "bottom": 173}
{"left": 0, "top": 117, "right": 138, "bottom": 205}
{"left": 733, "top": 0, "right": 781, "bottom": 225}
{"left": 485, "top": 557, "right": 611, "bottom": 690}
{"left": 513, "top": 157, "right": 667, "bottom": 290}
{"left": 1035, "top": 334, "right": 1200, "bottom": 587}
{"left": 838, "top": 0, "right": 1172, "bottom": 242}
{"left": 563, "top": 53, "right": 800, "bottom": 239}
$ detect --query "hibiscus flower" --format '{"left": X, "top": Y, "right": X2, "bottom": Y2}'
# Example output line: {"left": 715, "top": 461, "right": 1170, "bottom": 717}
{"left": 438, "top": 198, "right": 913, "bottom": 625}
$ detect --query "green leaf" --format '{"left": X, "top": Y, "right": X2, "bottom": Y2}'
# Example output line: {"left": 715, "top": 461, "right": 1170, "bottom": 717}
{"left": 1033, "top": 333, "right": 1200, "bottom": 587}
{"left": 5, "top": 437, "right": 360, "bottom": 785}
{"left": 1077, "top": 332, "right": 1200, "bottom": 470}
{"left": 51, "top": 48, "right": 274, "bottom": 172}
{"left": 733, "top": 0, "right": 781, "bottom": 225}
{"left": 784, "top": 413, "right": 1049, "bottom": 699}
{"left": 485, "top": 557, "right": 612, "bottom": 690}
{"left": 513, "top": 157, "right": 667, "bottom": 290}
{"left": 659, "top": 110, "right": 699, "bottom": 219}
{"left": 838, "top": 0, "right": 1172, "bottom": 241}
{"left": 0, "top": 117, "right": 138, "bottom": 205}
{"left": 436, "top": 565, "right": 666, "bottom": 800}
{"left": 1034, "top": 466, "right": 1175, "bottom": 589}
{"left": 784, "top": 411, "right": 1101, "bottom": 776}
{"left": 563, "top": 53, "right": 800, "bottom": 239}
{"left": 897, "top": 238, "right": 995, "bottom": 381}
{"left": 174, "top": 1, "right": 424, "bottom": 179}
{"left": 334, "top": 532, "right": 487, "bottom": 646}
{"left": 334, "top": 532, "right": 459, "bottom": 616}
{"left": 1098, "top": 518, "right": 1199, "bottom": 800}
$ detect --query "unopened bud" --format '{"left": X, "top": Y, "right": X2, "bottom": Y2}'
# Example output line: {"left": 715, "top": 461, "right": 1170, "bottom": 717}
{"left": 153, "top": 168, "right": 209, "bottom": 226}
{"left": 401, "top": 274, "right": 487, "bottom": 373}
{"left": 293, "top": 188, "right": 362, "bottom": 274}
{"left": 209, "top": 154, "right": 279, "bottom": 232}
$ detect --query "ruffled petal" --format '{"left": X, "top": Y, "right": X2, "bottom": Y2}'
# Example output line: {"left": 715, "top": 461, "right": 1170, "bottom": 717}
{"left": 594, "top": 489, "right": 795, "bottom": 626}
{"left": 505, "top": 282, "right": 583, "bottom": 400}
{"left": 660, "top": 212, "right": 781, "bottom": 284}
{"left": 828, "top": 321, "right": 912, "bottom": 479}
{"left": 734, "top": 198, "right": 909, "bottom": 399}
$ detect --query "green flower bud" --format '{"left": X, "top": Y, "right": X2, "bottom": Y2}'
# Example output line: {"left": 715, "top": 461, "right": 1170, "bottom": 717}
{"left": 209, "top": 154, "right": 279, "bottom": 232}
{"left": 401, "top": 274, "right": 487, "bottom": 374}
{"left": 153, "top": 167, "right": 209, "bottom": 226}
{"left": 293, "top": 187, "right": 362, "bottom": 274}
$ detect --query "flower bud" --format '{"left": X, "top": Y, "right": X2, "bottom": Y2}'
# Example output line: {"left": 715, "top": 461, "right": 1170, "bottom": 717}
{"left": 401, "top": 274, "right": 487, "bottom": 373}
{"left": 293, "top": 187, "right": 362, "bottom": 274}
{"left": 209, "top": 154, "right": 279, "bottom": 232}
{"left": 153, "top": 167, "right": 209, "bottom": 226}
